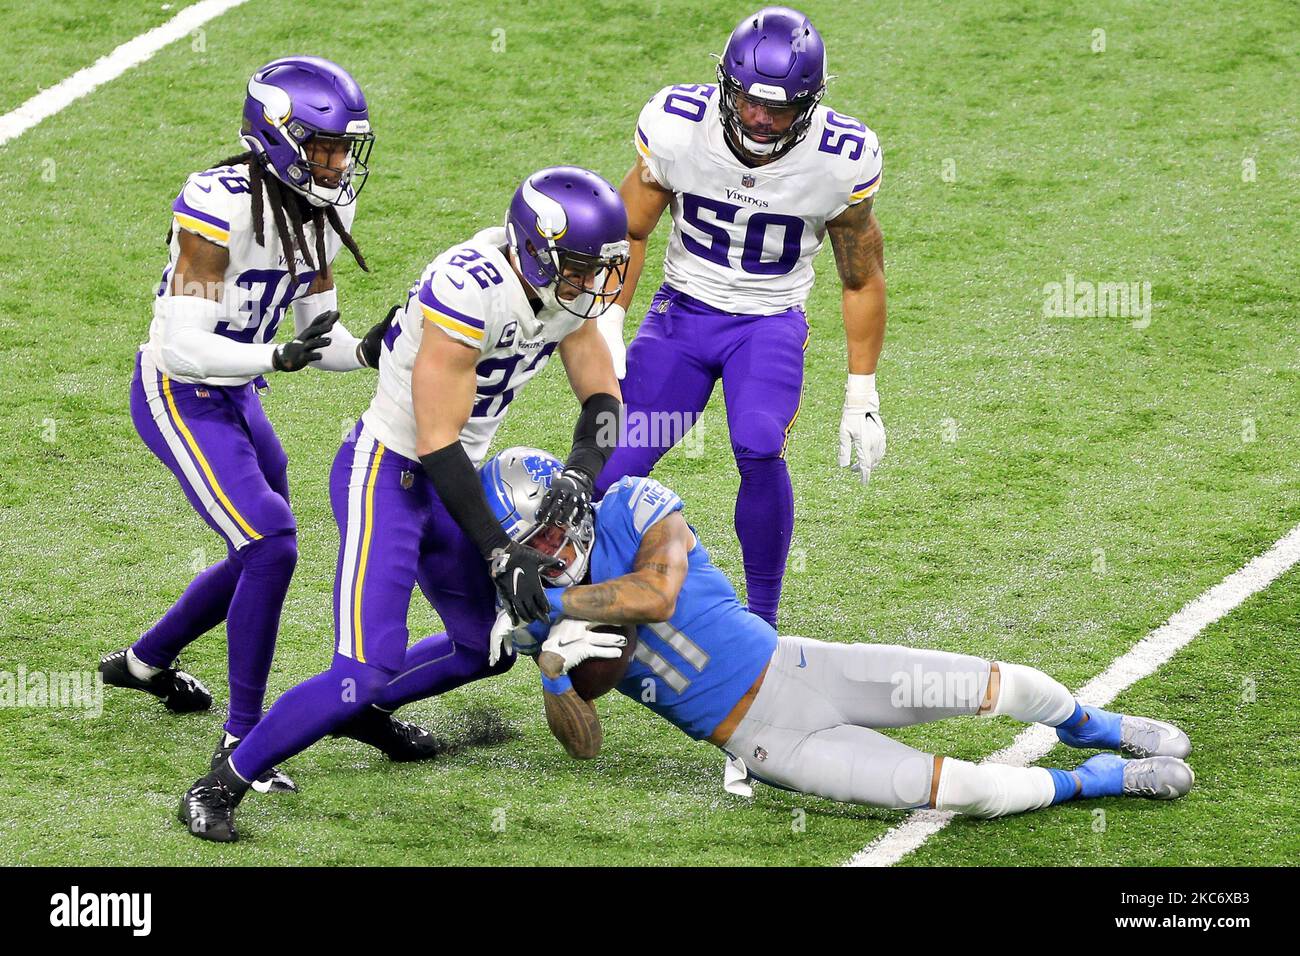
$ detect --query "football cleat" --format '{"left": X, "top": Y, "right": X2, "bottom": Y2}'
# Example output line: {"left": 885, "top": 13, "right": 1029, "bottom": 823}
{"left": 1056, "top": 705, "right": 1190, "bottom": 759}
{"left": 1122, "top": 756, "right": 1196, "bottom": 800}
{"left": 335, "top": 708, "right": 445, "bottom": 762}
{"left": 1073, "top": 753, "right": 1195, "bottom": 801}
{"left": 178, "top": 774, "right": 243, "bottom": 843}
{"left": 99, "top": 648, "right": 212, "bottom": 713}
{"left": 211, "top": 733, "right": 297, "bottom": 794}
{"left": 1119, "top": 715, "right": 1192, "bottom": 760}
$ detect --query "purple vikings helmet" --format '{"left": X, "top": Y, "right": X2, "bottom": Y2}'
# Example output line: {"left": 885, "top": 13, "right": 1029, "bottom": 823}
{"left": 716, "top": 7, "right": 827, "bottom": 161}
{"left": 505, "top": 166, "right": 630, "bottom": 319}
{"left": 241, "top": 56, "right": 374, "bottom": 207}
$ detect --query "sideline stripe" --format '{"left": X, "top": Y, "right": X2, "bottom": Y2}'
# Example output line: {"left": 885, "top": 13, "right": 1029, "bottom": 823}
{"left": 844, "top": 521, "right": 1300, "bottom": 867}
{"left": 0, "top": 0, "right": 252, "bottom": 148}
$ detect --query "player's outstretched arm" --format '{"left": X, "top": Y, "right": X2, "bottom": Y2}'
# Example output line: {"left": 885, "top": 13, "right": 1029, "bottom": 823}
{"left": 536, "top": 324, "right": 624, "bottom": 526}
{"left": 160, "top": 231, "right": 285, "bottom": 379}
{"left": 827, "top": 197, "right": 888, "bottom": 484}
{"left": 560, "top": 512, "right": 692, "bottom": 624}
{"left": 537, "top": 657, "right": 604, "bottom": 760}
{"left": 596, "top": 157, "right": 673, "bottom": 377}
{"left": 535, "top": 620, "right": 625, "bottom": 759}
{"left": 288, "top": 266, "right": 373, "bottom": 372}
{"left": 558, "top": 319, "right": 622, "bottom": 406}
{"left": 827, "top": 196, "right": 886, "bottom": 373}
{"left": 614, "top": 156, "right": 672, "bottom": 313}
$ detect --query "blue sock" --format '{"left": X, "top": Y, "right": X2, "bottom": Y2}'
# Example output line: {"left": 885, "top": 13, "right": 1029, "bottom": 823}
{"left": 1056, "top": 704, "right": 1122, "bottom": 749}
{"left": 1058, "top": 701, "right": 1085, "bottom": 728}
{"left": 1073, "top": 753, "right": 1126, "bottom": 798}
{"left": 1047, "top": 768, "right": 1079, "bottom": 804}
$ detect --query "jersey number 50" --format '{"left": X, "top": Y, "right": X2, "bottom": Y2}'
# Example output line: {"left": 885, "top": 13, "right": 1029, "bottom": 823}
{"left": 681, "top": 195, "right": 804, "bottom": 276}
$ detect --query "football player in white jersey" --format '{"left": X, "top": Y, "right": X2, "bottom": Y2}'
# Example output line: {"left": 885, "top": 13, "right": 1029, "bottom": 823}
{"left": 180, "top": 167, "right": 628, "bottom": 840}
{"left": 594, "top": 7, "right": 887, "bottom": 628}
{"left": 104, "top": 57, "right": 391, "bottom": 791}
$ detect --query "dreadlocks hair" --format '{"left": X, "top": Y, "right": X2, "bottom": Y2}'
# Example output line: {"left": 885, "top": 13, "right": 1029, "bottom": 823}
{"left": 167, "top": 149, "right": 369, "bottom": 282}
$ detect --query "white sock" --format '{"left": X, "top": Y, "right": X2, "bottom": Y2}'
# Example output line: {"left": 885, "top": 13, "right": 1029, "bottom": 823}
{"left": 982, "top": 661, "right": 1077, "bottom": 726}
{"left": 126, "top": 648, "right": 163, "bottom": 681}
{"left": 934, "top": 759, "right": 1057, "bottom": 818}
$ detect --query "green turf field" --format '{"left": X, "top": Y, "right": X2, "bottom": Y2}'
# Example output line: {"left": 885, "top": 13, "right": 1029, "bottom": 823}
{"left": 1, "top": 0, "right": 1297, "bottom": 866}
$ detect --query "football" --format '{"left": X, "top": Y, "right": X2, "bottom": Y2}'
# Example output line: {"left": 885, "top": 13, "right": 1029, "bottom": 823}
{"left": 568, "top": 624, "right": 638, "bottom": 700}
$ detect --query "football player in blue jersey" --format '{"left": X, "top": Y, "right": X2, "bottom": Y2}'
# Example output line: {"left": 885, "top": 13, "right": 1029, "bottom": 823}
{"left": 484, "top": 448, "right": 1195, "bottom": 819}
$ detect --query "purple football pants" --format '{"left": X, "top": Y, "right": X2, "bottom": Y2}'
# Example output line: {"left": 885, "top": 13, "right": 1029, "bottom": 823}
{"left": 228, "top": 421, "right": 507, "bottom": 781}
{"left": 595, "top": 285, "right": 808, "bottom": 627}
{"left": 128, "top": 351, "right": 298, "bottom": 737}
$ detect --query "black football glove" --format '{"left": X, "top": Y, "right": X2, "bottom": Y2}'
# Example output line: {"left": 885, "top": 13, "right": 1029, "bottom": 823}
{"left": 273, "top": 309, "right": 337, "bottom": 372}
{"left": 535, "top": 468, "right": 594, "bottom": 528}
{"left": 489, "top": 542, "right": 560, "bottom": 625}
{"left": 358, "top": 304, "right": 400, "bottom": 369}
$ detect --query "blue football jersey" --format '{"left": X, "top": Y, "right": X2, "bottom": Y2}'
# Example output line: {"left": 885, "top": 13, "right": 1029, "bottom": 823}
{"left": 535, "top": 476, "right": 776, "bottom": 740}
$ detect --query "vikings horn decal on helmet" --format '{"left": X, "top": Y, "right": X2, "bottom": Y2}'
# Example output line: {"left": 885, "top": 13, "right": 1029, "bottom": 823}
{"left": 716, "top": 6, "right": 827, "bottom": 161}
{"left": 505, "top": 166, "right": 631, "bottom": 319}
{"left": 241, "top": 56, "right": 374, "bottom": 207}
{"left": 480, "top": 447, "right": 595, "bottom": 588}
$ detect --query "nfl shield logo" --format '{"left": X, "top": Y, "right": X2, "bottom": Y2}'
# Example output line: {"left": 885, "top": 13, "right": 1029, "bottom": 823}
{"left": 741, "top": 174, "right": 756, "bottom": 188}
{"left": 400, "top": 471, "right": 414, "bottom": 490}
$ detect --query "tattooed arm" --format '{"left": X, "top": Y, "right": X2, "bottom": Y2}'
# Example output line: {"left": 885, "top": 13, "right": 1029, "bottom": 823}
{"left": 559, "top": 512, "right": 694, "bottom": 625}
{"left": 538, "top": 655, "right": 604, "bottom": 760}
{"left": 826, "top": 197, "right": 886, "bottom": 375}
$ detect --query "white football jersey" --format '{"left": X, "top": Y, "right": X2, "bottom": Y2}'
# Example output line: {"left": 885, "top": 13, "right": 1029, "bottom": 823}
{"left": 143, "top": 163, "right": 357, "bottom": 386}
{"left": 363, "top": 228, "right": 585, "bottom": 464}
{"left": 635, "top": 84, "right": 882, "bottom": 315}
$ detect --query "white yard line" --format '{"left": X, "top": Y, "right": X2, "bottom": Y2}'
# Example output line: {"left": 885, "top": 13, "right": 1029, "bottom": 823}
{"left": 845, "top": 521, "right": 1300, "bottom": 867}
{"left": 0, "top": 0, "right": 250, "bottom": 148}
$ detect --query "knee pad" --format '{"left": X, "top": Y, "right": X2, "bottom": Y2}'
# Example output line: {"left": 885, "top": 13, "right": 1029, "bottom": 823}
{"left": 983, "top": 661, "right": 1077, "bottom": 726}
{"left": 329, "top": 655, "right": 396, "bottom": 711}
{"left": 733, "top": 424, "right": 790, "bottom": 464}
{"left": 934, "top": 759, "right": 1057, "bottom": 819}
{"left": 236, "top": 531, "right": 298, "bottom": 574}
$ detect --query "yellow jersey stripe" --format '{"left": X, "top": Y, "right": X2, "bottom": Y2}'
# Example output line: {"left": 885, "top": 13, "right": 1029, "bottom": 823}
{"left": 351, "top": 443, "right": 385, "bottom": 663}
{"left": 420, "top": 304, "right": 485, "bottom": 342}
{"left": 850, "top": 182, "right": 881, "bottom": 203}
{"left": 160, "top": 376, "right": 261, "bottom": 541}
{"left": 173, "top": 212, "right": 230, "bottom": 244}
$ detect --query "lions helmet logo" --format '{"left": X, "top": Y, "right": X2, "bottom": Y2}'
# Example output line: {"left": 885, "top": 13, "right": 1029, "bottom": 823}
{"left": 521, "top": 454, "right": 563, "bottom": 486}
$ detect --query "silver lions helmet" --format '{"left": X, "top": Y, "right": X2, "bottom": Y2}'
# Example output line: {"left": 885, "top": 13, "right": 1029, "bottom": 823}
{"left": 479, "top": 446, "right": 595, "bottom": 588}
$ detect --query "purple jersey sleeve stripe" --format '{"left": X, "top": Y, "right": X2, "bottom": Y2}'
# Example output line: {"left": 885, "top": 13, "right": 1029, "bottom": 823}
{"left": 172, "top": 192, "right": 231, "bottom": 231}
{"left": 852, "top": 171, "right": 882, "bottom": 193}
{"left": 417, "top": 280, "right": 486, "bottom": 330}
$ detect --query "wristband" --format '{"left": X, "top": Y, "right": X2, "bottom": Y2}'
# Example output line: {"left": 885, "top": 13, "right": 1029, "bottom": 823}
{"left": 846, "top": 373, "right": 877, "bottom": 401}
{"left": 541, "top": 673, "right": 573, "bottom": 696}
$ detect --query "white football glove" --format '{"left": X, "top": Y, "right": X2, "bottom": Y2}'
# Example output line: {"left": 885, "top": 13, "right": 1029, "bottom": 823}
{"left": 595, "top": 304, "right": 627, "bottom": 380}
{"left": 487, "top": 608, "right": 518, "bottom": 667}
{"left": 838, "top": 373, "right": 886, "bottom": 486}
{"left": 541, "top": 618, "right": 627, "bottom": 675}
